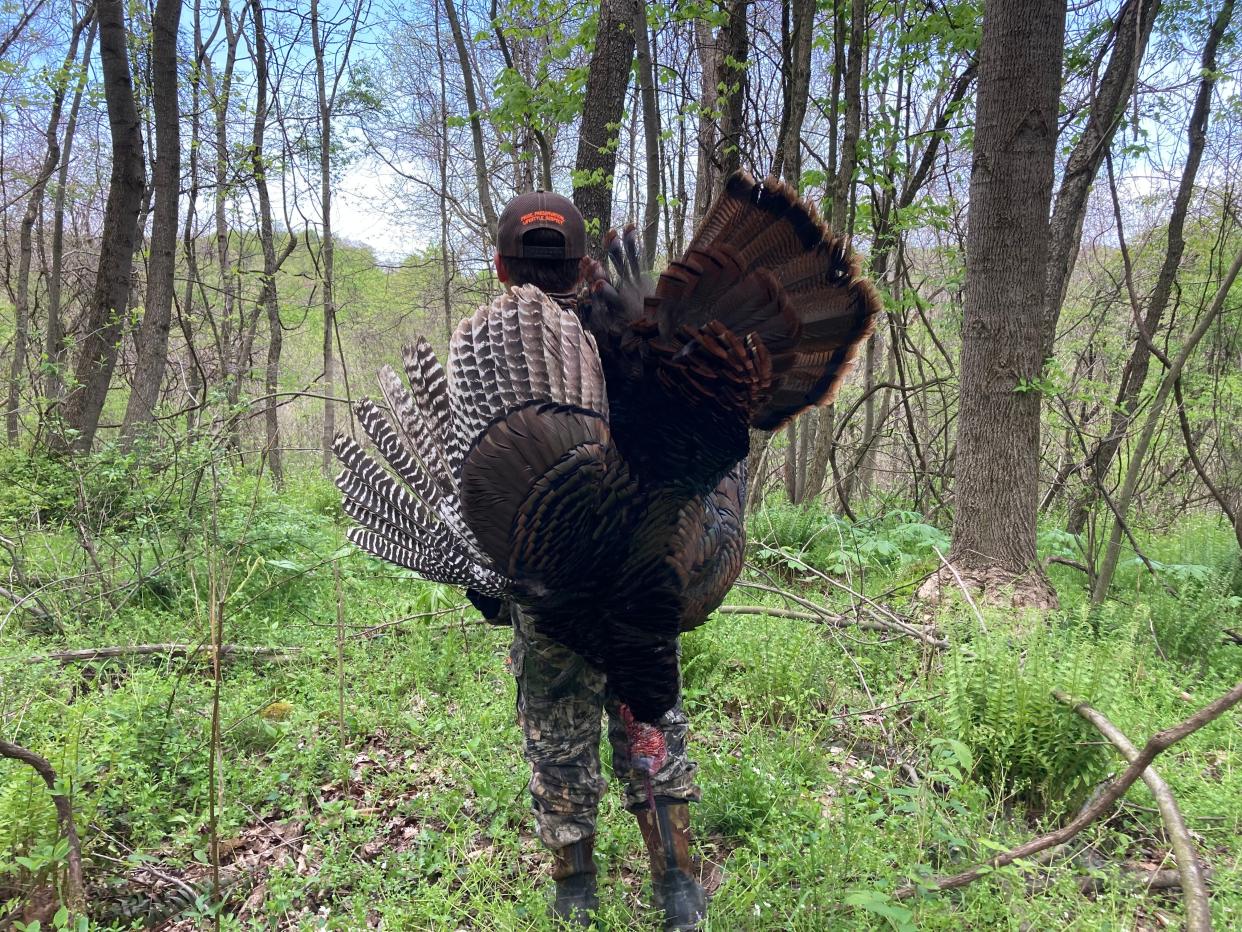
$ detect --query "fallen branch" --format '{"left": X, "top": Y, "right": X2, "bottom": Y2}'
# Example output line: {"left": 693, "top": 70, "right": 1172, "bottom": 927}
{"left": 1044, "top": 555, "right": 1091, "bottom": 575}
{"left": 718, "top": 603, "right": 941, "bottom": 643}
{"left": 1078, "top": 866, "right": 1215, "bottom": 897}
{"left": 0, "top": 584, "right": 56, "bottom": 623}
{"left": 0, "top": 739, "right": 85, "bottom": 911}
{"left": 28, "top": 643, "right": 299, "bottom": 664}
{"left": 894, "top": 679, "right": 1242, "bottom": 902}
{"left": 733, "top": 579, "right": 948, "bottom": 649}
{"left": 1054, "top": 690, "right": 1212, "bottom": 931}
{"left": 932, "top": 546, "right": 988, "bottom": 633}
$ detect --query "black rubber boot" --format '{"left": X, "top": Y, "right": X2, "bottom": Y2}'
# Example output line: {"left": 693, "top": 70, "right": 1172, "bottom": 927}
{"left": 551, "top": 837, "right": 598, "bottom": 926}
{"left": 655, "top": 868, "right": 708, "bottom": 931}
{"left": 635, "top": 800, "right": 708, "bottom": 931}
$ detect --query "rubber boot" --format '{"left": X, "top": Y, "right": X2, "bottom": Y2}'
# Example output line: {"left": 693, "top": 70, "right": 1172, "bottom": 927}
{"left": 635, "top": 800, "right": 707, "bottom": 931}
{"left": 550, "top": 836, "right": 598, "bottom": 926}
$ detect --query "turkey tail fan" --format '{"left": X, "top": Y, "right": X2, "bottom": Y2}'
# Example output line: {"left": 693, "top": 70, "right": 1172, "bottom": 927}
{"left": 681, "top": 171, "right": 881, "bottom": 431}
{"left": 338, "top": 283, "right": 629, "bottom": 604}
{"left": 620, "top": 171, "right": 878, "bottom": 464}
{"left": 333, "top": 426, "right": 513, "bottom": 597}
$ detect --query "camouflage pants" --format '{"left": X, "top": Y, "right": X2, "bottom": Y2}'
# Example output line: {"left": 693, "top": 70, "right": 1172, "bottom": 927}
{"left": 509, "top": 605, "right": 701, "bottom": 849}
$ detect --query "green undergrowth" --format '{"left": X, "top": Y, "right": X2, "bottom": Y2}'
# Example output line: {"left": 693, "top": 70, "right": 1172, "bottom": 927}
{"left": 1, "top": 456, "right": 1239, "bottom": 929}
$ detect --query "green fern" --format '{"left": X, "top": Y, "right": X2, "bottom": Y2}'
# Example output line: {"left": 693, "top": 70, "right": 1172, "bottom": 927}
{"left": 940, "top": 613, "right": 1136, "bottom": 814}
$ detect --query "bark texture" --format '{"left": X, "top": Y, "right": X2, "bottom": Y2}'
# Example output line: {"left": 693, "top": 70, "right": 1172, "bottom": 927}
{"left": 573, "top": 0, "right": 638, "bottom": 258}
{"left": 52, "top": 0, "right": 146, "bottom": 454}
{"left": 830, "top": 0, "right": 865, "bottom": 234}
{"left": 713, "top": 0, "right": 749, "bottom": 185}
{"left": 121, "top": 0, "right": 183, "bottom": 445}
{"left": 944, "top": 0, "right": 1067, "bottom": 607}
{"left": 772, "top": 0, "right": 814, "bottom": 185}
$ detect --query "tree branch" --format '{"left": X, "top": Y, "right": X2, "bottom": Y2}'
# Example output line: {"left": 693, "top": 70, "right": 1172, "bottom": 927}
{"left": 1053, "top": 690, "right": 1212, "bottom": 931}
{"left": 0, "top": 738, "right": 84, "bottom": 911}
{"left": 895, "top": 680, "right": 1242, "bottom": 900}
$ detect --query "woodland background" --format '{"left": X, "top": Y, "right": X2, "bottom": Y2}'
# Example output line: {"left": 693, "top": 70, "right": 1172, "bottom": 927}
{"left": 0, "top": 0, "right": 1240, "bottom": 928}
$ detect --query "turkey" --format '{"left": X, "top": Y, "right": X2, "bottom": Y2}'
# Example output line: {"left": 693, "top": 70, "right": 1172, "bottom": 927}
{"left": 334, "top": 171, "right": 880, "bottom": 723}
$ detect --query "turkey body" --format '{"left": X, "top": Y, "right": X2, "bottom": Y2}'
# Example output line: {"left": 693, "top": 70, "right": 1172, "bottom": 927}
{"left": 335, "top": 172, "right": 880, "bottom": 723}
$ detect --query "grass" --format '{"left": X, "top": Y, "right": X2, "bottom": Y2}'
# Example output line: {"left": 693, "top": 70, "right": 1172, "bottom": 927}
{"left": 1, "top": 461, "right": 1240, "bottom": 929}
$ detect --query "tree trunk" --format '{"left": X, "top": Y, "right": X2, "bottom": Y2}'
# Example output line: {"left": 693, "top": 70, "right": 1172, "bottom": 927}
{"left": 180, "top": 0, "right": 206, "bottom": 432}
{"left": 212, "top": 3, "right": 242, "bottom": 449}
{"left": 1066, "top": 0, "right": 1229, "bottom": 534}
{"left": 8, "top": 10, "right": 91, "bottom": 441}
{"left": 1041, "top": 0, "right": 1160, "bottom": 357}
{"left": 805, "top": 407, "right": 835, "bottom": 503}
{"left": 830, "top": 0, "right": 865, "bottom": 234}
{"left": 444, "top": 0, "right": 499, "bottom": 244}
{"left": 772, "top": 0, "right": 814, "bottom": 184}
{"left": 312, "top": 0, "right": 338, "bottom": 472}
{"left": 250, "top": 0, "right": 289, "bottom": 483}
{"left": 44, "top": 19, "right": 96, "bottom": 407}
{"left": 820, "top": 0, "right": 866, "bottom": 506}
{"left": 633, "top": 4, "right": 660, "bottom": 268}
{"left": 573, "top": 0, "right": 637, "bottom": 258}
{"left": 436, "top": 8, "right": 454, "bottom": 340}
{"left": 50, "top": 0, "right": 146, "bottom": 454}
{"left": 1092, "top": 245, "right": 1242, "bottom": 602}
{"left": 783, "top": 419, "right": 799, "bottom": 503}
{"left": 942, "top": 0, "right": 1067, "bottom": 608}
{"left": 691, "top": 17, "right": 721, "bottom": 227}
{"left": 120, "top": 0, "right": 182, "bottom": 446}
{"left": 714, "top": 0, "right": 749, "bottom": 184}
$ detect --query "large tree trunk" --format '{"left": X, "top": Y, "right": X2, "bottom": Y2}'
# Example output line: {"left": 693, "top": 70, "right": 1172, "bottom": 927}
{"left": 573, "top": 0, "right": 637, "bottom": 258}
{"left": 8, "top": 10, "right": 91, "bottom": 441}
{"left": 120, "top": 0, "right": 182, "bottom": 446}
{"left": 1066, "top": 0, "right": 1229, "bottom": 535}
{"left": 50, "top": 0, "right": 146, "bottom": 454}
{"left": 714, "top": 0, "right": 749, "bottom": 184}
{"left": 939, "top": 0, "right": 1067, "bottom": 609}
{"left": 821, "top": 0, "right": 867, "bottom": 508}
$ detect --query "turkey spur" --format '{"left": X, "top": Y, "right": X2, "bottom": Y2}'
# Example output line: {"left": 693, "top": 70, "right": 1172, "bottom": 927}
{"left": 334, "top": 172, "right": 880, "bottom": 722}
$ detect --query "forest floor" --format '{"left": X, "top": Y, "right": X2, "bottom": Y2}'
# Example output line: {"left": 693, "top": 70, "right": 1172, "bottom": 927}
{"left": 1, "top": 458, "right": 1240, "bottom": 930}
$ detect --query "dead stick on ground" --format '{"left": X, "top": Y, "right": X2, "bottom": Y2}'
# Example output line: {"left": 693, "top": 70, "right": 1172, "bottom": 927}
{"left": 0, "top": 739, "right": 85, "bottom": 911}
{"left": 1053, "top": 689, "right": 1212, "bottom": 932}
{"left": 894, "top": 679, "right": 1242, "bottom": 902}
{"left": 27, "top": 643, "right": 299, "bottom": 664}
{"left": 932, "top": 545, "right": 988, "bottom": 634}
{"left": 733, "top": 580, "right": 948, "bottom": 649}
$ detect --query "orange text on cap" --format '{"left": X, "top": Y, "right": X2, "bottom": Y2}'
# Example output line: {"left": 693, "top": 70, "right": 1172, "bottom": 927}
{"left": 520, "top": 210, "right": 565, "bottom": 225}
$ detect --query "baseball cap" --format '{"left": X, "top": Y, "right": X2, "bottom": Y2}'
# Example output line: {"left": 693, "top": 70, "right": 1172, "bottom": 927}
{"left": 497, "top": 191, "right": 587, "bottom": 260}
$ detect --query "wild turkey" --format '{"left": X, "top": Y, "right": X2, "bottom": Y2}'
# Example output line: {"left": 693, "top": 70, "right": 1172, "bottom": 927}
{"left": 334, "top": 171, "right": 880, "bottom": 723}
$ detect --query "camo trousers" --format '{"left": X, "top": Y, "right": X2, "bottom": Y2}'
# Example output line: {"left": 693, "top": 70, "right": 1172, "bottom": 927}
{"left": 509, "top": 605, "right": 701, "bottom": 849}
